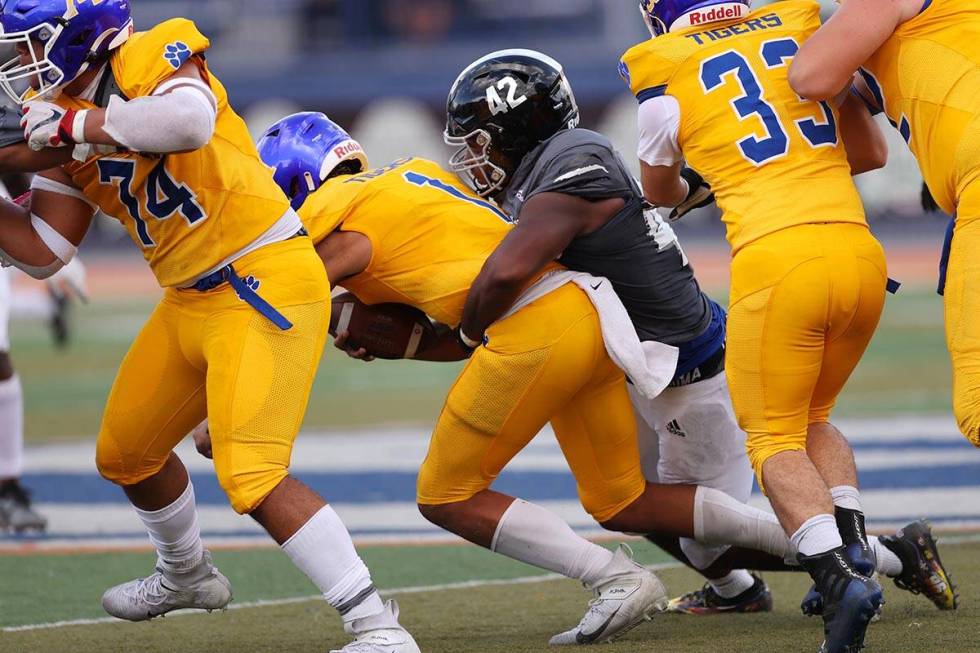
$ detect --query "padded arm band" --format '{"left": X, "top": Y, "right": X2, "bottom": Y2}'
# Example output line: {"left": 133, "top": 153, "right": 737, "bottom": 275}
{"left": 0, "top": 213, "right": 75, "bottom": 279}
{"left": 102, "top": 84, "right": 217, "bottom": 153}
{"left": 31, "top": 175, "right": 98, "bottom": 209}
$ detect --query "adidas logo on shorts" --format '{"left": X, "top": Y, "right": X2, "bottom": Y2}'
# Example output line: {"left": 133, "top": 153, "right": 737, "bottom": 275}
{"left": 666, "top": 419, "right": 687, "bottom": 438}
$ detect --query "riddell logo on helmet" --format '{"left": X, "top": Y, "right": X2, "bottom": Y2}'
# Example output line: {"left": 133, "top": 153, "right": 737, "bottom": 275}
{"left": 689, "top": 5, "right": 746, "bottom": 25}
{"left": 334, "top": 142, "right": 362, "bottom": 157}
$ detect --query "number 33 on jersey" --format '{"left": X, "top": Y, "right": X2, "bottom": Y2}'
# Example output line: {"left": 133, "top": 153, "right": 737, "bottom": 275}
{"left": 620, "top": 0, "right": 866, "bottom": 253}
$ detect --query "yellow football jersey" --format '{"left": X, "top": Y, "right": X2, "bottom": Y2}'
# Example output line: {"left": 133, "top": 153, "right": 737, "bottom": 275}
{"left": 49, "top": 19, "right": 291, "bottom": 287}
{"left": 299, "top": 158, "right": 516, "bottom": 326}
{"left": 620, "top": 0, "right": 866, "bottom": 253}
{"left": 860, "top": 0, "right": 980, "bottom": 215}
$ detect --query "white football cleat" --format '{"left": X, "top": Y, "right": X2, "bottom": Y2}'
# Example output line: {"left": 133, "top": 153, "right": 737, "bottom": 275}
{"left": 102, "top": 550, "right": 232, "bottom": 621}
{"left": 549, "top": 544, "right": 668, "bottom": 646}
{"left": 330, "top": 600, "right": 421, "bottom": 653}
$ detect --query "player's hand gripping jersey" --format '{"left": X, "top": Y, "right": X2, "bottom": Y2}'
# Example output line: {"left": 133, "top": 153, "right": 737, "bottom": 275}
{"left": 858, "top": 0, "right": 980, "bottom": 216}
{"left": 620, "top": 0, "right": 866, "bottom": 252}
{"left": 42, "top": 19, "right": 293, "bottom": 287}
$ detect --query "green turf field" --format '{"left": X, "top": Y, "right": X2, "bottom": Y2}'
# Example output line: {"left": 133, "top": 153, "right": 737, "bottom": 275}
{"left": 10, "top": 288, "right": 953, "bottom": 441}
{"left": 2, "top": 538, "right": 976, "bottom": 653}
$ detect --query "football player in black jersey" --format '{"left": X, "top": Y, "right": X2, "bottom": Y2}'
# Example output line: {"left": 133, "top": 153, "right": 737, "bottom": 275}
{"left": 445, "top": 48, "right": 949, "bottom": 621}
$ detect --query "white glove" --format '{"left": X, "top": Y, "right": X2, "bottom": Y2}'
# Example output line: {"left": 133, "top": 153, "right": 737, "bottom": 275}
{"left": 45, "top": 257, "right": 88, "bottom": 303}
{"left": 21, "top": 100, "right": 84, "bottom": 152}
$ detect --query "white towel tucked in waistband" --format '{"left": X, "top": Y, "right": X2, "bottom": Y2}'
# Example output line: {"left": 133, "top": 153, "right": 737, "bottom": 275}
{"left": 501, "top": 269, "right": 678, "bottom": 400}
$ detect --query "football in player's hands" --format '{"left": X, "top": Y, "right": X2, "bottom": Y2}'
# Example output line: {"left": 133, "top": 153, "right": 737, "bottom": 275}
{"left": 329, "top": 292, "right": 439, "bottom": 360}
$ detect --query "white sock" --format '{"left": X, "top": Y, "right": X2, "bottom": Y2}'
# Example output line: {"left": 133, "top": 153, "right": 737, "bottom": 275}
{"left": 282, "top": 505, "right": 386, "bottom": 624}
{"left": 871, "top": 537, "right": 903, "bottom": 576}
{"left": 791, "top": 514, "right": 843, "bottom": 557}
{"left": 0, "top": 374, "right": 24, "bottom": 479}
{"left": 694, "top": 486, "right": 792, "bottom": 559}
{"left": 830, "top": 485, "right": 863, "bottom": 512}
{"left": 134, "top": 480, "right": 206, "bottom": 584}
{"left": 491, "top": 499, "right": 614, "bottom": 586}
{"left": 709, "top": 570, "right": 756, "bottom": 599}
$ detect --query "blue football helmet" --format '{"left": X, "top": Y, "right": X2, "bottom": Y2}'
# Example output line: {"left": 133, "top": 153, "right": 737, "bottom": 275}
{"left": 640, "top": 0, "right": 751, "bottom": 37}
{"left": 257, "top": 112, "right": 368, "bottom": 210}
{"left": 0, "top": 0, "right": 133, "bottom": 103}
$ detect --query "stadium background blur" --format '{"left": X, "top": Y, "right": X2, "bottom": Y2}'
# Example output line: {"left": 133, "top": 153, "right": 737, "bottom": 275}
{"left": 4, "top": 4, "right": 977, "bottom": 652}
{"left": 5, "top": 0, "right": 949, "bottom": 441}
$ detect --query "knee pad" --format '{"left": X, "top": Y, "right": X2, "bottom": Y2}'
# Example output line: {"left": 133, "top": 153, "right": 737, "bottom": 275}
{"left": 953, "top": 395, "right": 980, "bottom": 448}
{"left": 214, "top": 459, "right": 289, "bottom": 514}
{"left": 95, "top": 430, "right": 166, "bottom": 486}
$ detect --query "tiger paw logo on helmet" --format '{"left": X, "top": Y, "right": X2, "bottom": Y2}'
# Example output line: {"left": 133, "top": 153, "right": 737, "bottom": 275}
{"left": 164, "top": 41, "right": 192, "bottom": 69}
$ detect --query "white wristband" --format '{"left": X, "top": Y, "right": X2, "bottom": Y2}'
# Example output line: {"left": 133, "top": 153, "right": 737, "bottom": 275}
{"left": 71, "top": 110, "right": 88, "bottom": 144}
{"left": 459, "top": 329, "right": 482, "bottom": 349}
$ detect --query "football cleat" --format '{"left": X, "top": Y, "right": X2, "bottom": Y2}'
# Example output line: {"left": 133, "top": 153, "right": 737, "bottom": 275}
{"left": 801, "top": 541, "right": 877, "bottom": 618}
{"left": 331, "top": 600, "right": 421, "bottom": 653}
{"left": 549, "top": 544, "right": 668, "bottom": 646}
{"left": 879, "top": 520, "right": 958, "bottom": 611}
{"left": 101, "top": 550, "right": 232, "bottom": 621}
{"left": 799, "top": 547, "right": 883, "bottom": 653}
{"left": 666, "top": 574, "right": 772, "bottom": 615}
{"left": 0, "top": 480, "right": 47, "bottom": 533}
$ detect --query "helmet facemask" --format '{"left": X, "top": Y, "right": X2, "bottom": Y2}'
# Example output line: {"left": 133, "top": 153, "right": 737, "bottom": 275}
{"left": 0, "top": 23, "right": 66, "bottom": 103}
{"left": 444, "top": 127, "right": 508, "bottom": 198}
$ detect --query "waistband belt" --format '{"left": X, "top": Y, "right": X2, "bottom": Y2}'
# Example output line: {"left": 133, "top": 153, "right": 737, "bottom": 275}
{"left": 188, "top": 227, "right": 308, "bottom": 331}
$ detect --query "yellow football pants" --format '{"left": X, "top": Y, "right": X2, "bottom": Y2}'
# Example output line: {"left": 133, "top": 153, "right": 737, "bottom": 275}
{"left": 726, "top": 224, "right": 887, "bottom": 487}
{"left": 945, "top": 181, "right": 980, "bottom": 447}
{"left": 417, "top": 283, "right": 647, "bottom": 523}
{"left": 96, "top": 237, "right": 330, "bottom": 514}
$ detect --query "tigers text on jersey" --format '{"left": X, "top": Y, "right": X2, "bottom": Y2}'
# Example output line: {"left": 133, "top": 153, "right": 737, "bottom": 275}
{"left": 860, "top": 0, "right": 980, "bottom": 214}
{"left": 620, "top": 0, "right": 866, "bottom": 253}
{"left": 48, "top": 19, "right": 292, "bottom": 287}
{"left": 502, "top": 128, "right": 711, "bottom": 347}
{"left": 298, "top": 158, "right": 516, "bottom": 327}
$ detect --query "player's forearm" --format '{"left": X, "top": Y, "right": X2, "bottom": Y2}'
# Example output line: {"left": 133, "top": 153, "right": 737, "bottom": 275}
{"left": 790, "top": 0, "right": 904, "bottom": 101}
{"left": 839, "top": 92, "right": 888, "bottom": 175}
{"left": 0, "top": 143, "right": 72, "bottom": 175}
{"left": 460, "top": 265, "right": 528, "bottom": 341}
{"left": 640, "top": 162, "right": 688, "bottom": 207}
{"left": 0, "top": 199, "right": 60, "bottom": 269}
{"left": 413, "top": 325, "right": 472, "bottom": 362}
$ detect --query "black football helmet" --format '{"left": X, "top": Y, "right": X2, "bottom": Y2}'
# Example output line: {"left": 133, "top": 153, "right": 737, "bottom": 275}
{"left": 445, "top": 49, "right": 580, "bottom": 197}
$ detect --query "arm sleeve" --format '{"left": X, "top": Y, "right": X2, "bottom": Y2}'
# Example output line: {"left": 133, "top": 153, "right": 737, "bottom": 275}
{"left": 101, "top": 83, "right": 217, "bottom": 153}
{"left": 637, "top": 95, "right": 683, "bottom": 167}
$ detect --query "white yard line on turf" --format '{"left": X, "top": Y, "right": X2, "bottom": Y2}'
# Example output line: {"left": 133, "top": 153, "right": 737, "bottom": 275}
{"left": 2, "top": 562, "right": 684, "bottom": 633}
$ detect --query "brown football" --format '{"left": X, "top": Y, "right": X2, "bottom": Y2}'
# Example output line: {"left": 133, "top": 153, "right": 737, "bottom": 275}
{"left": 329, "top": 292, "right": 439, "bottom": 360}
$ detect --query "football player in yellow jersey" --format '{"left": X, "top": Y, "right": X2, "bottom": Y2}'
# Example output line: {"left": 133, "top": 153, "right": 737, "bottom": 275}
{"left": 792, "top": 1, "right": 980, "bottom": 457}
{"left": 0, "top": 3, "right": 419, "bottom": 651}
{"left": 257, "top": 111, "right": 868, "bottom": 645}
{"left": 618, "top": 1, "right": 903, "bottom": 650}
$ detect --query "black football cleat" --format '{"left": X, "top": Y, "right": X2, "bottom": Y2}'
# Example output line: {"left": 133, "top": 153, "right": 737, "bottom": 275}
{"left": 666, "top": 574, "right": 773, "bottom": 615}
{"left": 879, "top": 520, "right": 958, "bottom": 611}
{"left": 802, "top": 508, "right": 876, "bottom": 617}
{"left": 799, "top": 547, "right": 883, "bottom": 653}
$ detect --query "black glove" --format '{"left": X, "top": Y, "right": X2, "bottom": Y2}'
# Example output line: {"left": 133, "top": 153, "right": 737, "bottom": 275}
{"left": 669, "top": 167, "right": 715, "bottom": 222}
{"left": 921, "top": 181, "right": 941, "bottom": 213}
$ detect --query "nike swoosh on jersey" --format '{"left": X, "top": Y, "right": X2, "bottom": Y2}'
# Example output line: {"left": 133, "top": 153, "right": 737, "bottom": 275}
{"left": 553, "top": 164, "right": 609, "bottom": 183}
{"left": 575, "top": 607, "right": 621, "bottom": 644}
